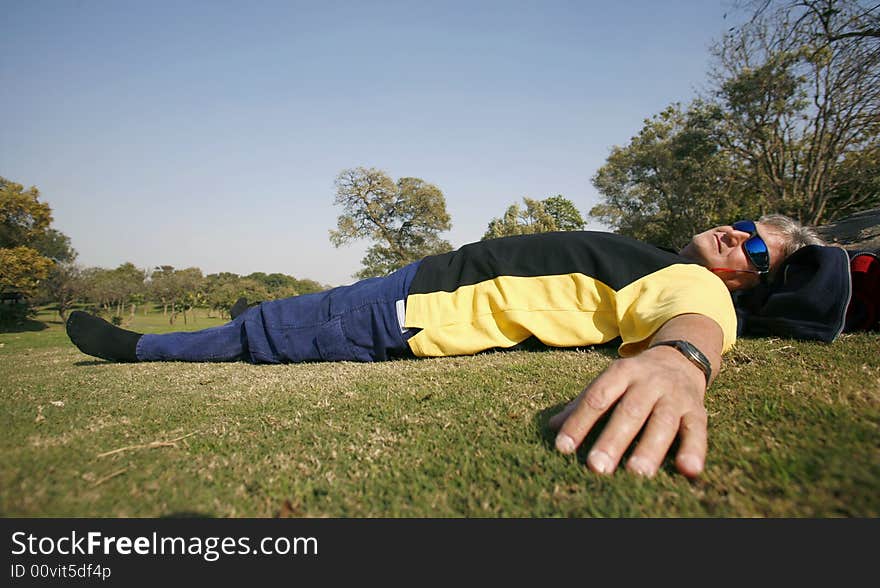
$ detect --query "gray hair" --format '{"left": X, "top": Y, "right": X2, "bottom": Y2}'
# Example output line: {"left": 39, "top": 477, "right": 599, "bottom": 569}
{"left": 759, "top": 213, "right": 826, "bottom": 261}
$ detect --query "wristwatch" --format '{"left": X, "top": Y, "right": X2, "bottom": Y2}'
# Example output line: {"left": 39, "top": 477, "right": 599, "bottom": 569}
{"left": 648, "top": 339, "right": 712, "bottom": 387}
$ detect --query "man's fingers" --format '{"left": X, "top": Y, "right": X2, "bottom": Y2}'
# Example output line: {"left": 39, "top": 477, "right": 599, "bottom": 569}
{"left": 586, "top": 384, "right": 657, "bottom": 474}
{"left": 548, "top": 398, "right": 577, "bottom": 431}
{"left": 625, "top": 403, "right": 681, "bottom": 477}
{"left": 674, "top": 408, "right": 708, "bottom": 478}
{"left": 553, "top": 369, "right": 626, "bottom": 457}
{"left": 550, "top": 343, "right": 711, "bottom": 479}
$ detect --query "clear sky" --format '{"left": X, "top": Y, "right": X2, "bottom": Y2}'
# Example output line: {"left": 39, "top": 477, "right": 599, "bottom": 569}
{"left": 2, "top": 0, "right": 739, "bottom": 286}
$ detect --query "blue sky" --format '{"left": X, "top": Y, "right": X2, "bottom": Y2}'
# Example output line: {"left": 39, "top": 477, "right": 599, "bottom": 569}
{"left": 2, "top": 0, "right": 739, "bottom": 286}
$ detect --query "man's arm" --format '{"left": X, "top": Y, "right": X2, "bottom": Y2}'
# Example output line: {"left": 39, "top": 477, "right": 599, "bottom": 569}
{"left": 548, "top": 313, "right": 723, "bottom": 478}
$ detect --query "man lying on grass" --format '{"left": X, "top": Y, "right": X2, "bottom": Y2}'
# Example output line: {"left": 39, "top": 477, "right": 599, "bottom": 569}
{"left": 66, "top": 214, "right": 822, "bottom": 479}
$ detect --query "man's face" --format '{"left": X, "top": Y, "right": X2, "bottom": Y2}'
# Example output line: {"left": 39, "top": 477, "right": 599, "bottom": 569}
{"left": 679, "top": 222, "right": 786, "bottom": 290}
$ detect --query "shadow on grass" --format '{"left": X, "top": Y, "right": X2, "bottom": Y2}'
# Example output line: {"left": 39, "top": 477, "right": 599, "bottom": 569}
{"left": 483, "top": 336, "right": 622, "bottom": 357}
{"left": 533, "top": 402, "right": 611, "bottom": 464}
{"left": 159, "top": 511, "right": 216, "bottom": 518}
{"left": 533, "top": 386, "right": 684, "bottom": 477}
{"left": 0, "top": 318, "right": 49, "bottom": 333}
{"left": 74, "top": 359, "right": 116, "bottom": 367}
{"left": 530, "top": 340, "right": 625, "bottom": 462}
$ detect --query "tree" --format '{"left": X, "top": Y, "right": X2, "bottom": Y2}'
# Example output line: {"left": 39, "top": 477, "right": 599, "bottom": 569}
{"left": 32, "top": 228, "right": 81, "bottom": 320}
{"left": 590, "top": 0, "right": 879, "bottom": 239}
{"left": 31, "top": 229, "right": 76, "bottom": 264}
{"left": 148, "top": 266, "right": 177, "bottom": 317}
{"left": 146, "top": 266, "right": 203, "bottom": 324}
{"left": 290, "top": 277, "right": 326, "bottom": 295}
{"left": 483, "top": 198, "right": 556, "bottom": 240}
{"left": 543, "top": 195, "right": 586, "bottom": 231}
{"left": 204, "top": 274, "right": 270, "bottom": 318}
{"left": 0, "top": 177, "right": 57, "bottom": 321}
{"left": 713, "top": 0, "right": 880, "bottom": 224}
{"left": 824, "top": 143, "right": 880, "bottom": 213}
{"left": 172, "top": 267, "right": 205, "bottom": 325}
{"left": 0, "top": 247, "right": 53, "bottom": 298}
{"left": 747, "top": 0, "right": 880, "bottom": 42}
{"left": 591, "top": 102, "right": 750, "bottom": 248}
{"left": 0, "top": 177, "right": 52, "bottom": 249}
{"left": 202, "top": 271, "right": 326, "bottom": 318}
{"left": 330, "top": 167, "right": 453, "bottom": 279}
{"left": 483, "top": 195, "right": 585, "bottom": 240}
{"left": 82, "top": 263, "right": 147, "bottom": 323}
{"left": 244, "top": 272, "right": 299, "bottom": 299}
{"left": 38, "top": 262, "right": 84, "bottom": 321}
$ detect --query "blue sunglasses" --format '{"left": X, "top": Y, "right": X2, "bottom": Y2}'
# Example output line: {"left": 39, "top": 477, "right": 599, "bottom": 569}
{"left": 732, "top": 220, "right": 770, "bottom": 274}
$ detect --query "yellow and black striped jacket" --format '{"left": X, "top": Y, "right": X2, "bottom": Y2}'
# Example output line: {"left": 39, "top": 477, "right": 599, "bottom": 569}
{"left": 403, "top": 231, "right": 737, "bottom": 358}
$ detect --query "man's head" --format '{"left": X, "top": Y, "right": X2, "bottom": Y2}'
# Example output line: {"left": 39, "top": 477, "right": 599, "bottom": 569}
{"left": 679, "top": 214, "right": 825, "bottom": 291}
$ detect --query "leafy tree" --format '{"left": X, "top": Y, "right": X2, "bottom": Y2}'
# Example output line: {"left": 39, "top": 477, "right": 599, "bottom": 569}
{"left": 591, "top": 102, "right": 751, "bottom": 248}
{"left": 330, "top": 167, "right": 453, "bottom": 279}
{"left": 146, "top": 266, "right": 203, "bottom": 324}
{"left": 31, "top": 228, "right": 81, "bottom": 320}
{"left": 31, "top": 229, "right": 77, "bottom": 263}
{"left": 37, "top": 262, "right": 84, "bottom": 321}
{"left": 0, "top": 177, "right": 58, "bottom": 321}
{"left": 590, "top": 0, "right": 879, "bottom": 239}
{"left": 824, "top": 143, "right": 880, "bottom": 214}
{"left": 543, "top": 195, "right": 586, "bottom": 231}
{"left": 712, "top": 0, "right": 880, "bottom": 223}
{"left": 148, "top": 266, "right": 177, "bottom": 317}
{"left": 0, "top": 247, "right": 53, "bottom": 298}
{"left": 483, "top": 198, "right": 556, "bottom": 240}
{"left": 290, "top": 277, "right": 326, "bottom": 295}
{"left": 0, "top": 177, "right": 52, "bottom": 249}
{"left": 202, "top": 271, "right": 326, "bottom": 318}
{"left": 173, "top": 267, "right": 205, "bottom": 325}
{"left": 112, "top": 263, "right": 148, "bottom": 318}
{"left": 83, "top": 263, "right": 147, "bottom": 322}
{"left": 244, "top": 272, "right": 299, "bottom": 299}
{"left": 483, "top": 195, "right": 585, "bottom": 240}
{"left": 204, "top": 273, "right": 270, "bottom": 318}
{"left": 128, "top": 292, "right": 147, "bottom": 317}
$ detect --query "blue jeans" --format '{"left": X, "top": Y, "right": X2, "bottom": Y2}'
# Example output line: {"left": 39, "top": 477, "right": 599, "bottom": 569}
{"left": 136, "top": 261, "right": 421, "bottom": 363}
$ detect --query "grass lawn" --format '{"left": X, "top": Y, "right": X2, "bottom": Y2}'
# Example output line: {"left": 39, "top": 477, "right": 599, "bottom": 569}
{"left": 1, "top": 307, "right": 878, "bottom": 517}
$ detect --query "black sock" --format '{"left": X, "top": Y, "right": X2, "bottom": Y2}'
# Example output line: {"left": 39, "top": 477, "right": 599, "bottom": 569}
{"left": 229, "top": 297, "right": 249, "bottom": 319}
{"left": 66, "top": 311, "right": 142, "bottom": 362}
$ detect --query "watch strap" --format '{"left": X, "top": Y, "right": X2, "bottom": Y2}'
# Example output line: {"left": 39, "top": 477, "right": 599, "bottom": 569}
{"left": 648, "top": 339, "right": 712, "bottom": 387}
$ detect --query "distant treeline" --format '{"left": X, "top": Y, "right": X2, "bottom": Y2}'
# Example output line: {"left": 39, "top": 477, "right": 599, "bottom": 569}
{"left": 32, "top": 262, "right": 327, "bottom": 324}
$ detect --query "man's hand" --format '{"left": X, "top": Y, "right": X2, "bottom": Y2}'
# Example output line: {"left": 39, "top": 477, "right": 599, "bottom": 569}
{"left": 548, "top": 313, "right": 724, "bottom": 478}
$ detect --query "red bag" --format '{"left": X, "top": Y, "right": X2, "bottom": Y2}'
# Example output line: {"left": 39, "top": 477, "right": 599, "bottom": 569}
{"left": 845, "top": 250, "right": 880, "bottom": 332}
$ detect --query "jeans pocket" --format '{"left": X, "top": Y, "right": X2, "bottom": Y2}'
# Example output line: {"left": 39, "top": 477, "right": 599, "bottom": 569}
{"left": 315, "top": 317, "right": 366, "bottom": 362}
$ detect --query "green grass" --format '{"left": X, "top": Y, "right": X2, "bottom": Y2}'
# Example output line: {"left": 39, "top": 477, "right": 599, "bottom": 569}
{"left": 1, "top": 308, "right": 877, "bottom": 517}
